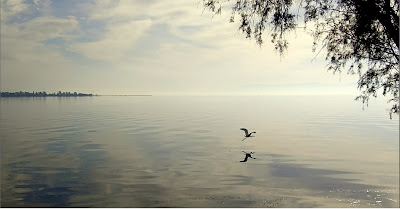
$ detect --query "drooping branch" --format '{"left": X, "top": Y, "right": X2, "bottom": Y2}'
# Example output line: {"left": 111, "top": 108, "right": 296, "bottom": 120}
{"left": 201, "top": 0, "right": 399, "bottom": 118}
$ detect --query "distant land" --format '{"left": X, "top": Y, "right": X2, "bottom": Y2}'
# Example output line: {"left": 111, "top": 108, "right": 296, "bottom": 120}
{"left": 0, "top": 91, "right": 95, "bottom": 97}
{"left": 0, "top": 91, "right": 152, "bottom": 97}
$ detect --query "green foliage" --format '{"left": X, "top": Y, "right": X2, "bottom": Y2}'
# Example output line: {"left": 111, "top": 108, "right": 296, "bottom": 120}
{"left": 202, "top": 0, "right": 399, "bottom": 118}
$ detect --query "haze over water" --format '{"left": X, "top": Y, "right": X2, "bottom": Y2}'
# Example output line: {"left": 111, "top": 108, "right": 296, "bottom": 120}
{"left": 1, "top": 95, "right": 398, "bottom": 207}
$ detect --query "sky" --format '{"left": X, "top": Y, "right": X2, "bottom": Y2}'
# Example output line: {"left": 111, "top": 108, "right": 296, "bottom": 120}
{"left": 0, "top": 0, "right": 360, "bottom": 95}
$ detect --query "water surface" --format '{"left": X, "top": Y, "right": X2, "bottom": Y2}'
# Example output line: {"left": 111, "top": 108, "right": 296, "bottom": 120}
{"left": 1, "top": 95, "right": 398, "bottom": 207}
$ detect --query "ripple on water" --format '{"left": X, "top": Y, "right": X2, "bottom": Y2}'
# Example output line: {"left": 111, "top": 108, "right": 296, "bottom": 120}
{"left": 1, "top": 96, "right": 398, "bottom": 207}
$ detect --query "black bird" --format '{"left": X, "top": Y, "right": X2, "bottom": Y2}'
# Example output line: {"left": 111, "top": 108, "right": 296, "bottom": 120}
{"left": 240, "top": 151, "right": 256, "bottom": 162}
{"left": 240, "top": 128, "right": 256, "bottom": 141}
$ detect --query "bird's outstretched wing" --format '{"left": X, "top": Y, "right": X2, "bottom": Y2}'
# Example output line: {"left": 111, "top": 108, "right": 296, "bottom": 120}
{"left": 240, "top": 155, "right": 249, "bottom": 162}
{"left": 240, "top": 128, "right": 249, "bottom": 136}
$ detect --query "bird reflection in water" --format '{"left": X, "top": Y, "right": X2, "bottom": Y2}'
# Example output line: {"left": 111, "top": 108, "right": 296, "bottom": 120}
{"left": 240, "top": 151, "right": 256, "bottom": 162}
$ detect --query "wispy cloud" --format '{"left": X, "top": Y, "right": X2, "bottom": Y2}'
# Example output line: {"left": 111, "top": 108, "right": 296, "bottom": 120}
{"left": 1, "top": 1, "right": 79, "bottom": 63}
{"left": 1, "top": 0, "right": 30, "bottom": 19}
{"left": 68, "top": 19, "right": 152, "bottom": 62}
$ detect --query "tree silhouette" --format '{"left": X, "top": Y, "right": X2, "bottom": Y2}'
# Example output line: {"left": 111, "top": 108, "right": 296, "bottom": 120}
{"left": 0, "top": 91, "right": 93, "bottom": 97}
{"left": 202, "top": 0, "right": 399, "bottom": 118}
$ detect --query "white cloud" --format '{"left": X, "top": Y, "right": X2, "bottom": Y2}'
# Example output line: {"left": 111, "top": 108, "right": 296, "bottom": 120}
{"left": 87, "top": 0, "right": 145, "bottom": 21}
{"left": 21, "top": 16, "right": 78, "bottom": 40}
{"left": 1, "top": 14, "right": 79, "bottom": 63}
{"left": 68, "top": 19, "right": 152, "bottom": 62}
{"left": 1, "top": 0, "right": 51, "bottom": 22}
{"left": 85, "top": 0, "right": 198, "bottom": 22}
{"left": 1, "top": 0, "right": 30, "bottom": 18}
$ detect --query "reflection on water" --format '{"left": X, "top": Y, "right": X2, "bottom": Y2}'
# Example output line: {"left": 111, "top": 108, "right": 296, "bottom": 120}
{"left": 1, "top": 96, "right": 398, "bottom": 207}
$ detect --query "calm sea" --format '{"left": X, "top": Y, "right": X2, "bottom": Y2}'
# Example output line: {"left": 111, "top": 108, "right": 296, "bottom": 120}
{"left": 1, "top": 95, "right": 398, "bottom": 207}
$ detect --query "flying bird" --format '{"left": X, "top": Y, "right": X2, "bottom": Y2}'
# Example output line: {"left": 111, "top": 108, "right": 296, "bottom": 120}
{"left": 240, "top": 151, "right": 256, "bottom": 162}
{"left": 240, "top": 128, "right": 256, "bottom": 141}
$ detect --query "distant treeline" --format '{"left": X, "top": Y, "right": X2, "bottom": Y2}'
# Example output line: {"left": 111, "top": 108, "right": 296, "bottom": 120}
{"left": 1, "top": 91, "right": 94, "bottom": 97}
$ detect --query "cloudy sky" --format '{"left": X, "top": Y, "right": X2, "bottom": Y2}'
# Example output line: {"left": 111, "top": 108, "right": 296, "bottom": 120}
{"left": 1, "top": 0, "right": 359, "bottom": 95}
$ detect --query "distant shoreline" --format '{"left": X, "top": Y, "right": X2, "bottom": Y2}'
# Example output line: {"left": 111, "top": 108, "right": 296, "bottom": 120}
{"left": 1, "top": 91, "right": 94, "bottom": 97}
{"left": 0, "top": 91, "right": 152, "bottom": 98}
